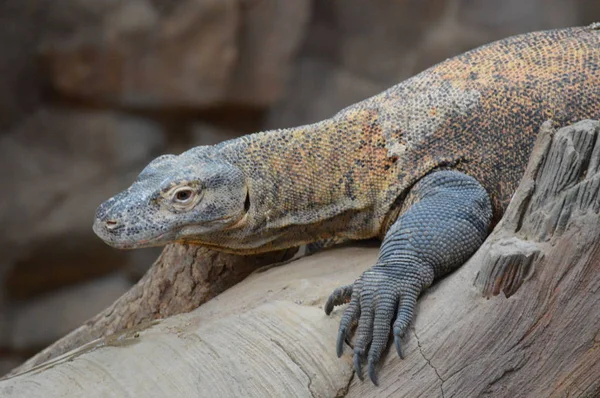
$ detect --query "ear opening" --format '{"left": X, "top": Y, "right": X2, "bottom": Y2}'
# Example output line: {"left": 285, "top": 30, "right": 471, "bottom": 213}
{"left": 244, "top": 189, "right": 251, "bottom": 213}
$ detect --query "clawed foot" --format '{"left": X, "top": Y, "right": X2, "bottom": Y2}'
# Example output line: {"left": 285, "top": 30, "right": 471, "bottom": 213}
{"left": 325, "top": 266, "right": 420, "bottom": 385}
{"left": 323, "top": 171, "right": 492, "bottom": 385}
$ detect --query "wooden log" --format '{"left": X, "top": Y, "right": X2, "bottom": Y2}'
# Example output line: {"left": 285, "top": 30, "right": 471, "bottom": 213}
{"left": 5, "top": 245, "right": 296, "bottom": 377}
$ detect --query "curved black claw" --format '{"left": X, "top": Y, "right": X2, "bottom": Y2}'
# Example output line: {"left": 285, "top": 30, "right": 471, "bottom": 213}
{"left": 329, "top": 281, "right": 361, "bottom": 357}
{"left": 324, "top": 284, "right": 353, "bottom": 315}
{"left": 393, "top": 292, "right": 417, "bottom": 360}
{"left": 353, "top": 352, "right": 363, "bottom": 381}
{"left": 394, "top": 335, "right": 404, "bottom": 360}
{"left": 336, "top": 326, "right": 347, "bottom": 358}
{"left": 368, "top": 360, "right": 378, "bottom": 386}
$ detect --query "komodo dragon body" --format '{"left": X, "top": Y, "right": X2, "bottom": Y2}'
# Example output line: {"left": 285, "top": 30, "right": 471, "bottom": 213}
{"left": 94, "top": 25, "right": 600, "bottom": 384}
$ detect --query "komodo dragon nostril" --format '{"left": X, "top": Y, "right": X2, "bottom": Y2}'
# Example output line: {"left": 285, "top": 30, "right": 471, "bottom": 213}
{"left": 105, "top": 220, "right": 120, "bottom": 230}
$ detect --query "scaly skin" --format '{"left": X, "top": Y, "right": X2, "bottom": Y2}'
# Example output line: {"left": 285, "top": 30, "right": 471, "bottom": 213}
{"left": 94, "top": 25, "right": 600, "bottom": 384}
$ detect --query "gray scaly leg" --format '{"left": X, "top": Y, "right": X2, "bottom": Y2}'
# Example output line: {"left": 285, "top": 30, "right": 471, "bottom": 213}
{"left": 325, "top": 170, "right": 492, "bottom": 384}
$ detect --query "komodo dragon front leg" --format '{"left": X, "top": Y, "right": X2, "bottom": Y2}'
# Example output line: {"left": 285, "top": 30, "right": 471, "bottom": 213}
{"left": 326, "top": 170, "right": 492, "bottom": 384}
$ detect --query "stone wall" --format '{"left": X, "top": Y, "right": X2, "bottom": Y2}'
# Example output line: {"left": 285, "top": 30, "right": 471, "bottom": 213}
{"left": 1, "top": 0, "right": 599, "bottom": 375}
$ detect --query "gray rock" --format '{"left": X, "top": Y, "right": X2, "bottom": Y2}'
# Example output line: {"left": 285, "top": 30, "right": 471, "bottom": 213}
{"left": 1, "top": 108, "right": 164, "bottom": 249}
{"left": 332, "top": 0, "right": 446, "bottom": 83}
{"left": 266, "top": 58, "right": 385, "bottom": 128}
{"left": 0, "top": 271, "right": 7, "bottom": 346}
{"left": 0, "top": 359, "right": 21, "bottom": 380}
{"left": 0, "top": 1, "right": 47, "bottom": 131}
{"left": 189, "top": 122, "right": 243, "bottom": 146}
{"left": 9, "top": 273, "right": 132, "bottom": 350}
{"left": 458, "top": 0, "right": 578, "bottom": 32}
{"left": 228, "top": 0, "right": 311, "bottom": 106}
{"left": 267, "top": 0, "right": 600, "bottom": 129}
{"left": 0, "top": 108, "right": 165, "bottom": 296}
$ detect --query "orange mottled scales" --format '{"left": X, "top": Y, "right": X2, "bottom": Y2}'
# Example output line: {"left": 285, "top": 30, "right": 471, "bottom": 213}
{"left": 210, "top": 24, "right": 600, "bottom": 251}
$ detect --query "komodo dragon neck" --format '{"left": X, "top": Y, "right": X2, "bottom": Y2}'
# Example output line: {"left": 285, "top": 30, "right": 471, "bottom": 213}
{"left": 199, "top": 111, "right": 409, "bottom": 252}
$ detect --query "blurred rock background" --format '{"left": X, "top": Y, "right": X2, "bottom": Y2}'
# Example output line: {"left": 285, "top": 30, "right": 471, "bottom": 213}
{"left": 0, "top": 0, "right": 598, "bottom": 376}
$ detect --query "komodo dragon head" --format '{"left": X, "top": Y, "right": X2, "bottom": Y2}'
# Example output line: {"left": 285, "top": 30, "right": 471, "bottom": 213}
{"left": 93, "top": 148, "right": 249, "bottom": 249}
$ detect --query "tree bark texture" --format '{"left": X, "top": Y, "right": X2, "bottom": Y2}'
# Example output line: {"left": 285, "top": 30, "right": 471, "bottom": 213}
{"left": 1, "top": 120, "right": 598, "bottom": 397}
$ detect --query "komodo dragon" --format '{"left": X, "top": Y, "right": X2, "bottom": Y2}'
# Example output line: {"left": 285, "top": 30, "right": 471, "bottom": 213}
{"left": 93, "top": 24, "right": 600, "bottom": 384}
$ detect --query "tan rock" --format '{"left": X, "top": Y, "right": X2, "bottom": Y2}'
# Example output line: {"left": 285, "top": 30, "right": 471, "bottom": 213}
{"left": 42, "top": 0, "right": 239, "bottom": 107}
{"left": 41, "top": 0, "right": 310, "bottom": 109}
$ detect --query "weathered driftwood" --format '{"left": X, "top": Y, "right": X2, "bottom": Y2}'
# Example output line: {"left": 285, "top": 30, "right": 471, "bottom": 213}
{"left": 1, "top": 120, "right": 599, "bottom": 397}
{"left": 6, "top": 245, "right": 296, "bottom": 377}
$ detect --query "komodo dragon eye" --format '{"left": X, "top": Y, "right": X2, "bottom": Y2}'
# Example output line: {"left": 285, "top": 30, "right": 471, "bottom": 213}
{"left": 173, "top": 188, "right": 194, "bottom": 203}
